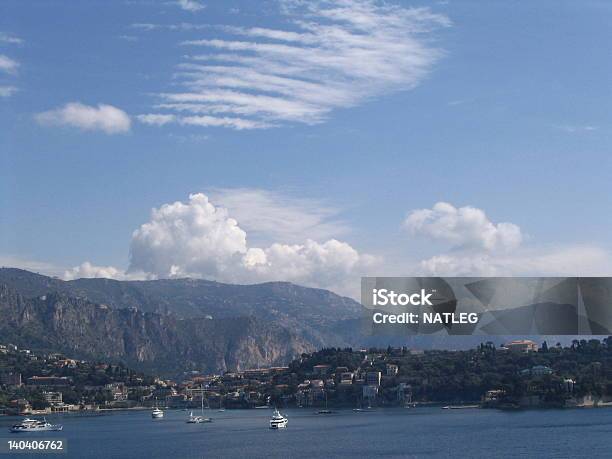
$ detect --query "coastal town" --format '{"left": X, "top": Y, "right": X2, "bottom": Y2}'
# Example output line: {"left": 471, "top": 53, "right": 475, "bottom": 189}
{"left": 1, "top": 337, "right": 612, "bottom": 415}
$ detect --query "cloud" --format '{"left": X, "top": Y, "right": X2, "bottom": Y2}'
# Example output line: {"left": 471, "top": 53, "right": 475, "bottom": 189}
{"left": 0, "top": 255, "right": 65, "bottom": 278}
{"left": 0, "top": 33, "right": 23, "bottom": 45}
{"left": 0, "top": 54, "right": 19, "bottom": 74}
{"left": 418, "top": 245, "right": 612, "bottom": 277}
{"left": 118, "top": 35, "right": 139, "bottom": 42}
{"left": 137, "top": 113, "right": 176, "bottom": 126}
{"left": 141, "top": 0, "right": 449, "bottom": 129}
{"left": 127, "top": 193, "right": 372, "bottom": 295}
{"left": 63, "top": 262, "right": 147, "bottom": 281}
{"left": 175, "top": 0, "right": 206, "bottom": 12}
{"left": 209, "top": 188, "right": 348, "bottom": 244}
{"left": 405, "top": 202, "right": 612, "bottom": 278}
{"left": 0, "top": 85, "right": 17, "bottom": 98}
{"left": 554, "top": 124, "right": 598, "bottom": 134}
{"left": 179, "top": 114, "right": 272, "bottom": 130}
{"left": 404, "top": 202, "right": 522, "bottom": 252}
{"left": 35, "top": 102, "right": 131, "bottom": 134}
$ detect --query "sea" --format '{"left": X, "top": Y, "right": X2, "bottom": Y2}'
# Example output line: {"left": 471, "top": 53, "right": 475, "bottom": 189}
{"left": 0, "top": 407, "right": 610, "bottom": 458}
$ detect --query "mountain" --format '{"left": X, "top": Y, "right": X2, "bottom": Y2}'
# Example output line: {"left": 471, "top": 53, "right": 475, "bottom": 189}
{"left": 0, "top": 268, "right": 363, "bottom": 350}
{"left": 0, "top": 283, "right": 312, "bottom": 376}
{"left": 0, "top": 269, "right": 580, "bottom": 376}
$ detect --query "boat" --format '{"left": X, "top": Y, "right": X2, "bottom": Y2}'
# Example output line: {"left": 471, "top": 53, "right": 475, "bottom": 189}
{"left": 217, "top": 397, "right": 225, "bottom": 412}
{"left": 269, "top": 408, "right": 288, "bottom": 429}
{"left": 186, "top": 411, "right": 212, "bottom": 423}
{"left": 186, "top": 392, "right": 212, "bottom": 423}
{"left": 151, "top": 408, "right": 164, "bottom": 419}
{"left": 317, "top": 392, "right": 333, "bottom": 414}
{"left": 10, "top": 418, "right": 63, "bottom": 432}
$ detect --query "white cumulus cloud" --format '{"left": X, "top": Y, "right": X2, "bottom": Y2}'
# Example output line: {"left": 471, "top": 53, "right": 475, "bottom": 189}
{"left": 35, "top": 102, "right": 131, "bottom": 134}
{"left": 404, "top": 202, "right": 522, "bottom": 252}
{"left": 127, "top": 193, "right": 372, "bottom": 295}
{"left": 63, "top": 262, "right": 147, "bottom": 281}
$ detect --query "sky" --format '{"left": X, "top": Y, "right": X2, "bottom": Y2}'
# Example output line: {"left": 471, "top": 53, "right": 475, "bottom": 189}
{"left": 1, "top": 0, "right": 612, "bottom": 297}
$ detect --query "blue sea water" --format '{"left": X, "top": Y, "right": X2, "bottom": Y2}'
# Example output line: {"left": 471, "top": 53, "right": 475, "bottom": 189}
{"left": 0, "top": 407, "right": 611, "bottom": 458}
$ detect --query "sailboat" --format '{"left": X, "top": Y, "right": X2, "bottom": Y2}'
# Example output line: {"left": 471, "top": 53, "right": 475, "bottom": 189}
{"left": 317, "top": 391, "right": 333, "bottom": 414}
{"left": 217, "top": 396, "right": 225, "bottom": 412}
{"left": 187, "top": 391, "right": 212, "bottom": 423}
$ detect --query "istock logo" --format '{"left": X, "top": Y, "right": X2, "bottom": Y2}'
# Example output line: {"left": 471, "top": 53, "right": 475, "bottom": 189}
{"left": 372, "top": 288, "right": 433, "bottom": 307}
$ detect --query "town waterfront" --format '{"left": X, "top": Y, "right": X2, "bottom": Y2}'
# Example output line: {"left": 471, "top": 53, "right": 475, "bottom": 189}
{"left": 0, "top": 407, "right": 611, "bottom": 458}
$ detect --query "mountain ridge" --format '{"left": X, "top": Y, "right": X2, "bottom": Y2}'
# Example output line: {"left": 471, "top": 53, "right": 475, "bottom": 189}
{"left": 0, "top": 282, "right": 313, "bottom": 377}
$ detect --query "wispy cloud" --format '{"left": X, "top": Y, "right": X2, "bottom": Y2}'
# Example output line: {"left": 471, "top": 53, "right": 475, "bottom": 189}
{"left": 35, "top": 102, "right": 131, "bottom": 134}
{"left": 131, "top": 22, "right": 210, "bottom": 31}
{"left": 0, "top": 85, "right": 18, "bottom": 98}
{"left": 0, "top": 54, "right": 19, "bottom": 74}
{"left": 137, "top": 113, "right": 176, "bottom": 126}
{"left": 209, "top": 188, "right": 350, "bottom": 244}
{"left": 174, "top": 0, "right": 206, "bottom": 13}
{"left": 118, "top": 34, "right": 139, "bottom": 42}
{"left": 140, "top": 0, "right": 450, "bottom": 130}
{"left": 553, "top": 124, "right": 599, "bottom": 134}
{"left": 0, "top": 32, "right": 23, "bottom": 45}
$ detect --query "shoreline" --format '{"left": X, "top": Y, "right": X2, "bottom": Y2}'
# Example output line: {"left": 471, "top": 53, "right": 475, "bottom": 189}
{"left": 3, "top": 403, "right": 612, "bottom": 419}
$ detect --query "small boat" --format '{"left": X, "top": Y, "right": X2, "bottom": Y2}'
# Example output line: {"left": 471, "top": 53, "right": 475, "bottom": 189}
{"left": 187, "top": 392, "right": 212, "bottom": 423}
{"left": 318, "top": 392, "right": 333, "bottom": 414}
{"left": 186, "top": 412, "right": 212, "bottom": 423}
{"left": 269, "top": 408, "right": 288, "bottom": 429}
{"left": 10, "top": 418, "right": 63, "bottom": 433}
{"left": 151, "top": 408, "right": 164, "bottom": 419}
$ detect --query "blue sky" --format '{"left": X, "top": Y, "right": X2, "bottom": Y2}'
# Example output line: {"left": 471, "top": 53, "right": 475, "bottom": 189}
{"left": 1, "top": 0, "right": 611, "bottom": 296}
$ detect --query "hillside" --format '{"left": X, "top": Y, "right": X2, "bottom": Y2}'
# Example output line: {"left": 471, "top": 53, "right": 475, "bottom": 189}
{"left": 0, "top": 284, "right": 312, "bottom": 377}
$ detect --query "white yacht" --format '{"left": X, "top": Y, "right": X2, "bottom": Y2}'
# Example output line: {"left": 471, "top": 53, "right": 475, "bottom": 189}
{"left": 10, "top": 418, "right": 63, "bottom": 432}
{"left": 151, "top": 408, "right": 164, "bottom": 419}
{"left": 269, "top": 408, "right": 288, "bottom": 429}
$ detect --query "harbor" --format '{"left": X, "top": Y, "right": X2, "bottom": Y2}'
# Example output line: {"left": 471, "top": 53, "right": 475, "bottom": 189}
{"left": 2, "top": 407, "right": 612, "bottom": 458}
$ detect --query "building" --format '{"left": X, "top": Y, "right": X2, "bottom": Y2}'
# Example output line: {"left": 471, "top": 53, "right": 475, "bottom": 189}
{"left": 0, "top": 372, "right": 22, "bottom": 387}
{"left": 26, "top": 376, "right": 72, "bottom": 387}
{"left": 531, "top": 365, "right": 553, "bottom": 376}
{"left": 366, "top": 371, "right": 381, "bottom": 387}
{"left": 313, "top": 364, "right": 332, "bottom": 376}
{"left": 505, "top": 340, "right": 538, "bottom": 353}
{"left": 386, "top": 364, "right": 399, "bottom": 376}
{"left": 105, "top": 383, "right": 129, "bottom": 401}
{"left": 42, "top": 391, "right": 63, "bottom": 406}
{"left": 484, "top": 390, "right": 505, "bottom": 402}
{"left": 339, "top": 372, "right": 354, "bottom": 385}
